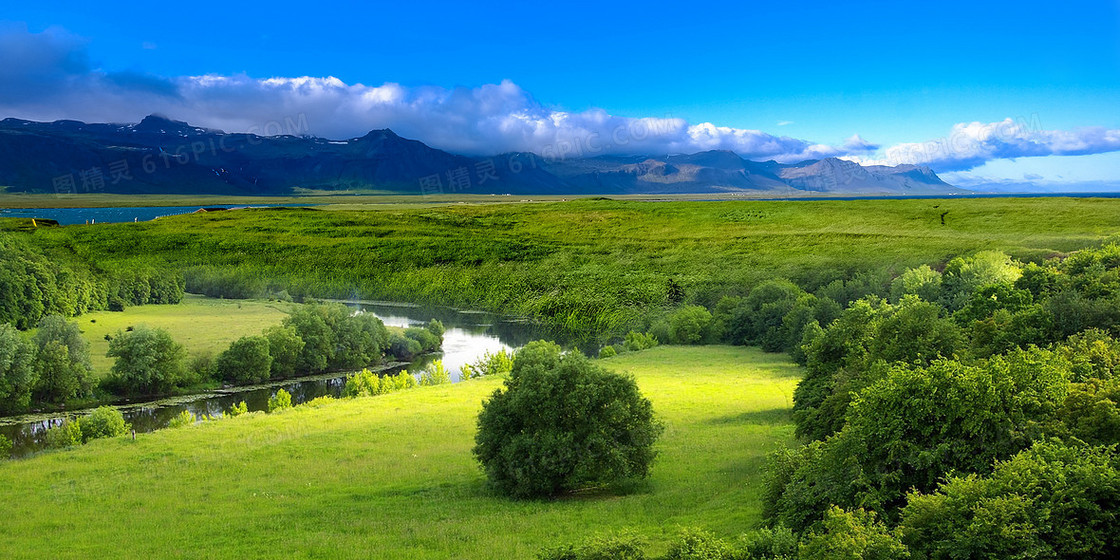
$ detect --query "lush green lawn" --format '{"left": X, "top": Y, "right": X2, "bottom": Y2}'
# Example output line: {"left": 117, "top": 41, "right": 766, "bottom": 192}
{"left": 19, "top": 197, "right": 1120, "bottom": 338}
{"left": 0, "top": 345, "right": 799, "bottom": 559}
{"left": 67, "top": 294, "right": 293, "bottom": 378}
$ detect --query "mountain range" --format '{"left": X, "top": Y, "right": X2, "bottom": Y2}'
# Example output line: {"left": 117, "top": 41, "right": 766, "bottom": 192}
{"left": 0, "top": 115, "right": 961, "bottom": 196}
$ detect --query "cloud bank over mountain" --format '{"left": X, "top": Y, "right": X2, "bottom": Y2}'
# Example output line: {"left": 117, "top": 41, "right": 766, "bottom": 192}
{"left": 2, "top": 23, "right": 1119, "bottom": 174}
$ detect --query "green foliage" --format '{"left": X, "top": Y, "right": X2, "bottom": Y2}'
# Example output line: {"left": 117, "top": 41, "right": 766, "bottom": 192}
{"left": 227, "top": 401, "right": 248, "bottom": 417}
{"left": 282, "top": 303, "right": 390, "bottom": 373}
{"left": 661, "top": 528, "right": 733, "bottom": 560}
{"left": 624, "top": 330, "right": 659, "bottom": 352}
{"left": 0, "top": 434, "right": 9, "bottom": 459}
{"left": 1057, "top": 377, "right": 1120, "bottom": 445}
{"left": 264, "top": 325, "right": 304, "bottom": 378}
{"left": 168, "top": 409, "right": 195, "bottom": 428}
{"left": 404, "top": 326, "right": 441, "bottom": 353}
{"left": 538, "top": 534, "right": 647, "bottom": 560}
{"left": 343, "top": 368, "right": 386, "bottom": 397}
{"left": 79, "top": 406, "right": 130, "bottom": 442}
{"left": 473, "top": 340, "right": 662, "bottom": 498}
{"left": 799, "top": 507, "right": 909, "bottom": 560}
{"left": 0, "top": 322, "right": 36, "bottom": 414}
{"left": 889, "top": 264, "right": 942, "bottom": 303}
{"left": 267, "top": 388, "right": 292, "bottom": 412}
{"left": 769, "top": 353, "right": 1071, "bottom": 532}
{"left": 30, "top": 315, "right": 93, "bottom": 403}
{"left": 901, "top": 441, "right": 1120, "bottom": 560}
{"left": 737, "top": 526, "right": 798, "bottom": 560}
{"left": 461, "top": 349, "right": 515, "bottom": 381}
{"left": 215, "top": 335, "right": 273, "bottom": 383}
{"left": 419, "top": 360, "right": 451, "bottom": 386}
{"left": 105, "top": 325, "right": 188, "bottom": 396}
{"left": 387, "top": 332, "right": 423, "bottom": 360}
{"left": 598, "top": 345, "right": 617, "bottom": 358}
{"left": 668, "top": 305, "right": 713, "bottom": 345}
{"left": 939, "top": 250, "right": 1022, "bottom": 311}
{"left": 45, "top": 418, "right": 83, "bottom": 448}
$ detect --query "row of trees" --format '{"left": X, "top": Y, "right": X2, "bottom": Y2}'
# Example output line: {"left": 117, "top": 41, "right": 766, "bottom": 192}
{"left": 107, "top": 302, "right": 445, "bottom": 397}
{"left": 0, "top": 301, "right": 444, "bottom": 413}
{"left": 0, "top": 316, "right": 93, "bottom": 414}
{"left": 0, "top": 234, "right": 183, "bottom": 330}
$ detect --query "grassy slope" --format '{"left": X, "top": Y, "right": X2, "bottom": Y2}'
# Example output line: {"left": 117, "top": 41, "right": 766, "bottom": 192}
{"left": 20, "top": 197, "right": 1120, "bottom": 336}
{"left": 68, "top": 295, "right": 293, "bottom": 378}
{"left": 0, "top": 346, "right": 799, "bottom": 559}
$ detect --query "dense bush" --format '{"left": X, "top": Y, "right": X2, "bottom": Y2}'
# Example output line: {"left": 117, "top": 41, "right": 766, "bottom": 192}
{"left": 215, "top": 335, "right": 273, "bottom": 383}
{"left": 474, "top": 340, "right": 662, "bottom": 498}
{"left": 538, "top": 535, "right": 647, "bottom": 560}
{"left": 168, "top": 410, "right": 195, "bottom": 428}
{"left": 45, "top": 419, "right": 82, "bottom": 448}
{"left": 105, "top": 326, "right": 189, "bottom": 396}
{"left": 79, "top": 406, "right": 130, "bottom": 442}
{"left": 419, "top": 360, "right": 451, "bottom": 386}
{"left": 767, "top": 352, "right": 1071, "bottom": 532}
{"left": 268, "top": 388, "right": 292, "bottom": 412}
{"left": 282, "top": 303, "right": 389, "bottom": 373}
{"left": 0, "top": 434, "right": 11, "bottom": 459}
{"left": 264, "top": 325, "right": 304, "bottom": 378}
{"left": 461, "top": 349, "right": 515, "bottom": 380}
{"left": 0, "top": 323, "right": 35, "bottom": 414}
{"left": 343, "top": 368, "right": 417, "bottom": 397}
{"left": 227, "top": 401, "right": 248, "bottom": 417}
{"left": 30, "top": 315, "right": 93, "bottom": 404}
{"left": 901, "top": 442, "right": 1120, "bottom": 560}
{"left": 798, "top": 507, "right": 908, "bottom": 560}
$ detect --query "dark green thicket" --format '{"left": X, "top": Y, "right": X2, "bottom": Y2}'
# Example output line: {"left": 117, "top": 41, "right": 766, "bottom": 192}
{"left": 474, "top": 340, "right": 662, "bottom": 498}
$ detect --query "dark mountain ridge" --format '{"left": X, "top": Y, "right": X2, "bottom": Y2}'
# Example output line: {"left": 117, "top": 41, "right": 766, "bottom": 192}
{"left": 0, "top": 115, "right": 960, "bottom": 196}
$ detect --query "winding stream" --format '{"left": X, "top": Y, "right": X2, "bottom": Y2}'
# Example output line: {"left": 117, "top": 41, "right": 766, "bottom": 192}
{"left": 0, "top": 301, "right": 545, "bottom": 458}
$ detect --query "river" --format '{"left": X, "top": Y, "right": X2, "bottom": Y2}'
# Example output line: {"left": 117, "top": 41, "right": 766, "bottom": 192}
{"left": 0, "top": 301, "right": 545, "bottom": 459}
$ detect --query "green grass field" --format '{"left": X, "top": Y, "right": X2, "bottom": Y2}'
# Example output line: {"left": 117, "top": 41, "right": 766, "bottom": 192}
{"left": 19, "top": 196, "right": 1120, "bottom": 338}
{"left": 67, "top": 294, "right": 293, "bottom": 378}
{"left": 0, "top": 345, "right": 798, "bottom": 559}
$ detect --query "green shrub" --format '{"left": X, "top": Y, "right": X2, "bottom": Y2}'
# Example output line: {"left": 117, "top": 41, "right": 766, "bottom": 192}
{"left": 79, "top": 406, "right": 130, "bottom": 442}
{"left": 737, "top": 526, "right": 798, "bottom": 560}
{"left": 668, "top": 305, "right": 712, "bottom": 344}
{"left": 31, "top": 315, "right": 92, "bottom": 404}
{"left": 343, "top": 368, "right": 385, "bottom": 397}
{"left": 264, "top": 325, "right": 304, "bottom": 378}
{"left": 227, "top": 401, "right": 248, "bottom": 417}
{"left": 45, "top": 419, "right": 83, "bottom": 448}
{"left": 624, "top": 330, "right": 659, "bottom": 352}
{"left": 662, "top": 528, "right": 733, "bottom": 560}
{"left": 474, "top": 340, "right": 662, "bottom": 498}
{"left": 301, "top": 395, "right": 335, "bottom": 408}
{"left": 388, "top": 332, "right": 423, "bottom": 360}
{"left": 419, "top": 360, "right": 451, "bottom": 386}
{"left": 799, "top": 506, "right": 909, "bottom": 560}
{"left": 464, "top": 349, "right": 514, "bottom": 379}
{"left": 598, "top": 345, "right": 617, "bottom": 358}
{"left": 0, "top": 322, "right": 35, "bottom": 414}
{"left": 386, "top": 370, "right": 417, "bottom": 390}
{"left": 105, "top": 326, "right": 188, "bottom": 396}
{"left": 215, "top": 335, "right": 273, "bottom": 384}
{"left": 167, "top": 409, "right": 195, "bottom": 428}
{"left": 537, "top": 535, "right": 647, "bottom": 560}
{"left": 268, "top": 388, "right": 292, "bottom": 412}
{"left": 0, "top": 434, "right": 11, "bottom": 459}
{"left": 404, "top": 327, "right": 441, "bottom": 353}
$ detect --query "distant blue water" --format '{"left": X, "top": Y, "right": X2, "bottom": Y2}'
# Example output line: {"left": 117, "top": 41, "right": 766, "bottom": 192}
{"left": 0, "top": 204, "right": 311, "bottom": 225}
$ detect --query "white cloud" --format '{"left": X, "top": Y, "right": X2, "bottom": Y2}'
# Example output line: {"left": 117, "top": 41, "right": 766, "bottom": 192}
{"left": 849, "top": 117, "right": 1120, "bottom": 171}
{"left": 0, "top": 24, "right": 865, "bottom": 162}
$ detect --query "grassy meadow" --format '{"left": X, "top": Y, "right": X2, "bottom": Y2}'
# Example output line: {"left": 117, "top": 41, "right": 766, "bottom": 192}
{"left": 18, "top": 196, "right": 1120, "bottom": 338}
{"left": 0, "top": 345, "right": 799, "bottom": 559}
{"left": 63, "top": 294, "right": 292, "bottom": 378}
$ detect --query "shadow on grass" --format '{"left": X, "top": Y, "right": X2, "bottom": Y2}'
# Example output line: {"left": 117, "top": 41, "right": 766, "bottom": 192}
{"left": 705, "top": 407, "right": 791, "bottom": 426}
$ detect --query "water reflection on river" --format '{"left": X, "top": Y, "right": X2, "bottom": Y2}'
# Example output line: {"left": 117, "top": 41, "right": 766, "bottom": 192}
{"left": 0, "top": 301, "right": 545, "bottom": 458}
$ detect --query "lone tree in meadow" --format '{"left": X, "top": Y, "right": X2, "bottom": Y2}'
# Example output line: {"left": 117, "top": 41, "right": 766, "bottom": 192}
{"left": 473, "top": 340, "right": 662, "bottom": 499}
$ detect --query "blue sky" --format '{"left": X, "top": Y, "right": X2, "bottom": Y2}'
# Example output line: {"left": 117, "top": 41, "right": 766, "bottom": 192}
{"left": 2, "top": 0, "right": 1119, "bottom": 188}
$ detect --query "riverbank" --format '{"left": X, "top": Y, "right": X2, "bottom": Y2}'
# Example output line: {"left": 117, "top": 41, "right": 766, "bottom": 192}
{"left": 0, "top": 345, "right": 800, "bottom": 559}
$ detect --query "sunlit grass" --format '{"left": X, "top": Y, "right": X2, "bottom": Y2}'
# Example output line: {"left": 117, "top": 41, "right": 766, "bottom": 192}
{"left": 0, "top": 345, "right": 799, "bottom": 559}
